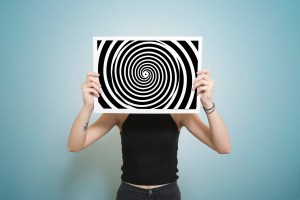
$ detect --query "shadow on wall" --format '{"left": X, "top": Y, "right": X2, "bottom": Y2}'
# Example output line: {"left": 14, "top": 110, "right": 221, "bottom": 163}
{"left": 60, "top": 129, "right": 122, "bottom": 200}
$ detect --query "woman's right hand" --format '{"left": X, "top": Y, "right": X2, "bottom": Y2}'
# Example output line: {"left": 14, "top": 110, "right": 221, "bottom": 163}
{"left": 81, "top": 71, "right": 102, "bottom": 109}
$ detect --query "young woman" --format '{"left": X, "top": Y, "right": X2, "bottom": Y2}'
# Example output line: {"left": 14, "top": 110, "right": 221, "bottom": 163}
{"left": 68, "top": 69, "right": 231, "bottom": 200}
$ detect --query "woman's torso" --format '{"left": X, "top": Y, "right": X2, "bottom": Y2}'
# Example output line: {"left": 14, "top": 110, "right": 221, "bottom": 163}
{"left": 117, "top": 113, "right": 182, "bottom": 189}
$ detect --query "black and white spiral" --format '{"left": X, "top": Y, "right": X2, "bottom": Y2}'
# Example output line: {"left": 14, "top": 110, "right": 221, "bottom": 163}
{"left": 95, "top": 39, "right": 200, "bottom": 110}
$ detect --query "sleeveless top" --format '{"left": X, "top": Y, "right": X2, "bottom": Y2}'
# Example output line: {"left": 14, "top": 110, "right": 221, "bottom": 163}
{"left": 120, "top": 113, "right": 180, "bottom": 185}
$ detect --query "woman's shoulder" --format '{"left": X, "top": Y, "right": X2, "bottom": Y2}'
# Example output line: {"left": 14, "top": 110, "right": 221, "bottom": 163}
{"left": 99, "top": 113, "right": 129, "bottom": 130}
{"left": 170, "top": 113, "right": 191, "bottom": 131}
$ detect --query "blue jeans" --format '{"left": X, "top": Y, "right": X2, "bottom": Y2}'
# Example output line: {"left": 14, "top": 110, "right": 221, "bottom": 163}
{"left": 116, "top": 180, "right": 181, "bottom": 200}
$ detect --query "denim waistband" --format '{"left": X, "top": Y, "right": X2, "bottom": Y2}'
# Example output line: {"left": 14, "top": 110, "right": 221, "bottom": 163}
{"left": 119, "top": 180, "right": 178, "bottom": 196}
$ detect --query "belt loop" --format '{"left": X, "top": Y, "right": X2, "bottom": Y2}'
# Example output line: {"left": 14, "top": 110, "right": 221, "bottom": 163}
{"left": 148, "top": 189, "right": 153, "bottom": 196}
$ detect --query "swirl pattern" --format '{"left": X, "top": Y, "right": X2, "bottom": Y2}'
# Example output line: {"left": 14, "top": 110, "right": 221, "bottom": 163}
{"left": 93, "top": 37, "right": 202, "bottom": 113}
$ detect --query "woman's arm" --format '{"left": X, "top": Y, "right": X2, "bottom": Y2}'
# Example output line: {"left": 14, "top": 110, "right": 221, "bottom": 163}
{"left": 203, "top": 101, "right": 231, "bottom": 153}
{"left": 67, "top": 71, "right": 117, "bottom": 152}
{"left": 185, "top": 68, "right": 231, "bottom": 154}
{"left": 67, "top": 105, "right": 93, "bottom": 152}
{"left": 182, "top": 104, "right": 231, "bottom": 154}
{"left": 67, "top": 109, "right": 118, "bottom": 152}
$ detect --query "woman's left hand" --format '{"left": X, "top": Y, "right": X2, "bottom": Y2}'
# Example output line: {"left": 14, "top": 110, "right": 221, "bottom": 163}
{"left": 192, "top": 68, "right": 215, "bottom": 108}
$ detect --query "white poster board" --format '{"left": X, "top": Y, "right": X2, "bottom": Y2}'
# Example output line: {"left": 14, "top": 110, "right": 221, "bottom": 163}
{"left": 93, "top": 36, "right": 202, "bottom": 114}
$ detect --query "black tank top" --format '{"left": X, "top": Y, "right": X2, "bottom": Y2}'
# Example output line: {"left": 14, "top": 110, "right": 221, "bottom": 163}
{"left": 120, "top": 113, "right": 180, "bottom": 185}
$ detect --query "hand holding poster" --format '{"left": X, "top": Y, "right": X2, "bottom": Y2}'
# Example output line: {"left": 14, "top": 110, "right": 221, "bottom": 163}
{"left": 93, "top": 36, "right": 202, "bottom": 113}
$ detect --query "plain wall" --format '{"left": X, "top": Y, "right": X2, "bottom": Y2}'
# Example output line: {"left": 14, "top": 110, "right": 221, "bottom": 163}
{"left": 1, "top": 0, "right": 299, "bottom": 199}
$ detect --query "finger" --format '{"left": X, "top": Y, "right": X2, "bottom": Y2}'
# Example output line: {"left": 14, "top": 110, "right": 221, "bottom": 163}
{"left": 86, "top": 82, "right": 101, "bottom": 93}
{"left": 192, "top": 80, "right": 203, "bottom": 90}
{"left": 193, "top": 77, "right": 201, "bottom": 89}
{"left": 91, "top": 81, "right": 101, "bottom": 93}
{"left": 86, "top": 75, "right": 99, "bottom": 86}
{"left": 97, "top": 78, "right": 101, "bottom": 88}
{"left": 196, "top": 68, "right": 209, "bottom": 73}
{"left": 86, "top": 88, "right": 100, "bottom": 97}
{"left": 197, "top": 70, "right": 210, "bottom": 78}
{"left": 87, "top": 71, "right": 100, "bottom": 76}
{"left": 194, "top": 74, "right": 209, "bottom": 84}
{"left": 198, "top": 73, "right": 210, "bottom": 80}
{"left": 199, "top": 79, "right": 210, "bottom": 86}
{"left": 197, "top": 86, "right": 209, "bottom": 95}
{"left": 196, "top": 68, "right": 210, "bottom": 74}
{"left": 192, "top": 79, "right": 210, "bottom": 90}
{"left": 193, "top": 75, "right": 202, "bottom": 84}
{"left": 86, "top": 72, "right": 100, "bottom": 80}
{"left": 95, "top": 76, "right": 101, "bottom": 88}
{"left": 86, "top": 82, "right": 92, "bottom": 88}
{"left": 206, "top": 70, "right": 210, "bottom": 77}
{"left": 200, "top": 71, "right": 210, "bottom": 78}
{"left": 195, "top": 74, "right": 208, "bottom": 81}
{"left": 89, "top": 76, "right": 101, "bottom": 88}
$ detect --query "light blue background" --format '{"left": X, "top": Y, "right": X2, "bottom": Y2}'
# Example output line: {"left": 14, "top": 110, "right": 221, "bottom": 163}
{"left": 1, "top": 0, "right": 299, "bottom": 199}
